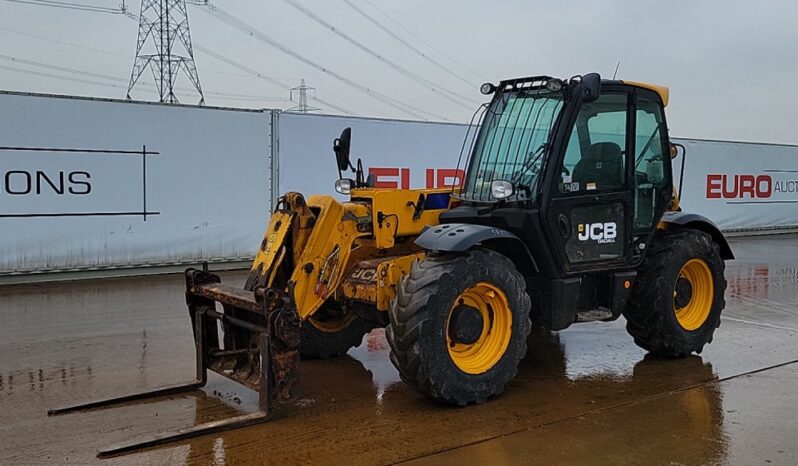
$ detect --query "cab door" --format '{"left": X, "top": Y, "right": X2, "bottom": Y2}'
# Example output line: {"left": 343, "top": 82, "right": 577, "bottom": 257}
{"left": 544, "top": 90, "right": 634, "bottom": 274}
{"left": 630, "top": 90, "right": 673, "bottom": 264}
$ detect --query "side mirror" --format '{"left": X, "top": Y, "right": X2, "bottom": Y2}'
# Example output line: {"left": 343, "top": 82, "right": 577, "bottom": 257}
{"left": 333, "top": 127, "right": 352, "bottom": 173}
{"left": 579, "top": 73, "right": 601, "bottom": 102}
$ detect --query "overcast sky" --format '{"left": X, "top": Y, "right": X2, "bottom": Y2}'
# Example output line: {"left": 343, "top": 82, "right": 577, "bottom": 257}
{"left": 1, "top": 0, "right": 797, "bottom": 143}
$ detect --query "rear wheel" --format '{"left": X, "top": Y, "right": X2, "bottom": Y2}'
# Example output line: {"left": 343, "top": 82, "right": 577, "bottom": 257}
{"left": 623, "top": 230, "right": 726, "bottom": 357}
{"left": 300, "top": 304, "right": 376, "bottom": 359}
{"left": 386, "top": 249, "right": 531, "bottom": 405}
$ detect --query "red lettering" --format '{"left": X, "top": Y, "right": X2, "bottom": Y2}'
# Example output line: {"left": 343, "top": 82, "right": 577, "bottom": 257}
{"left": 706, "top": 174, "right": 722, "bottom": 198}
{"left": 425, "top": 169, "right": 434, "bottom": 189}
{"left": 369, "top": 167, "right": 399, "bottom": 188}
{"left": 401, "top": 168, "right": 410, "bottom": 190}
{"left": 721, "top": 174, "right": 738, "bottom": 198}
{"left": 739, "top": 175, "right": 755, "bottom": 198}
{"left": 436, "top": 169, "right": 465, "bottom": 188}
{"left": 369, "top": 167, "right": 468, "bottom": 189}
{"left": 756, "top": 175, "right": 772, "bottom": 198}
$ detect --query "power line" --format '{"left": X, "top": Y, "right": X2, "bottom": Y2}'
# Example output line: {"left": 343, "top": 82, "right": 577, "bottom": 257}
{"left": 1, "top": 1, "right": 333, "bottom": 109}
{"left": 1, "top": 0, "right": 443, "bottom": 118}
{"left": 0, "top": 0, "right": 123, "bottom": 14}
{"left": 360, "top": 0, "right": 488, "bottom": 82}
{"left": 0, "top": 25, "right": 258, "bottom": 78}
{"left": 0, "top": 63, "right": 131, "bottom": 90}
{"left": 0, "top": 54, "right": 287, "bottom": 102}
{"left": 0, "top": 54, "right": 125, "bottom": 82}
{"left": 194, "top": 44, "right": 357, "bottom": 115}
{"left": 0, "top": 25, "right": 131, "bottom": 58}
{"left": 125, "top": 10, "right": 364, "bottom": 115}
{"left": 124, "top": 9, "right": 362, "bottom": 114}
{"left": 195, "top": 1, "right": 448, "bottom": 121}
{"left": 199, "top": 2, "right": 435, "bottom": 120}
{"left": 0, "top": 63, "right": 281, "bottom": 104}
{"left": 282, "top": 0, "right": 477, "bottom": 109}
{"left": 339, "top": 0, "right": 476, "bottom": 91}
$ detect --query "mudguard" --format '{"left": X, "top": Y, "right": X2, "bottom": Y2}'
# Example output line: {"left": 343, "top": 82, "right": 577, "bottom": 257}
{"left": 661, "top": 211, "right": 734, "bottom": 260}
{"left": 415, "top": 223, "right": 538, "bottom": 273}
{"left": 415, "top": 223, "right": 520, "bottom": 251}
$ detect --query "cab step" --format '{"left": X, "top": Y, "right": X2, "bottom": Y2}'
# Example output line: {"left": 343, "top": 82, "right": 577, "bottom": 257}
{"left": 576, "top": 308, "right": 614, "bottom": 322}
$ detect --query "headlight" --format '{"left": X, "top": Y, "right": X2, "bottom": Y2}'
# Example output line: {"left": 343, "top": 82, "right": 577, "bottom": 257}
{"left": 545, "top": 79, "right": 563, "bottom": 92}
{"left": 491, "top": 180, "right": 513, "bottom": 199}
{"left": 480, "top": 82, "right": 496, "bottom": 95}
{"left": 335, "top": 178, "right": 352, "bottom": 195}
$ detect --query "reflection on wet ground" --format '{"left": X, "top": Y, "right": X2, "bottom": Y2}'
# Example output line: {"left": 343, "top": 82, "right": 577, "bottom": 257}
{"left": 1, "top": 235, "right": 797, "bottom": 464}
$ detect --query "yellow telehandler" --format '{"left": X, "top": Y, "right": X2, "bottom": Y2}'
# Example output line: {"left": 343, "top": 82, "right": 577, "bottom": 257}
{"left": 49, "top": 73, "right": 733, "bottom": 457}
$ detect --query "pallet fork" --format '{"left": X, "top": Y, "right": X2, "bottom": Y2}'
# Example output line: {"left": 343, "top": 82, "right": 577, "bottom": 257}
{"left": 47, "top": 265, "right": 301, "bottom": 458}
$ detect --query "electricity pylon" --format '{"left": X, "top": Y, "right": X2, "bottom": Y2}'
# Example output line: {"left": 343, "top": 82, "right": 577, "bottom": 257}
{"left": 288, "top": 78, "right": 321, "bottom": 113}
{"left": 126, "top": 0, "right": 204, "bottom": 104}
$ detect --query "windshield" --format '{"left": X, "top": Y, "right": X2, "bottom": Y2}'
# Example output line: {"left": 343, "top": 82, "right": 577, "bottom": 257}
{"left": 462, "top": 88, "right": 564, "bottom": 201}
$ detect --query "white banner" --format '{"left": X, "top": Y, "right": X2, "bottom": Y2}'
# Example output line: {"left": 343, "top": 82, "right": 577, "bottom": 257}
{"left": 673, "top": 138, "right": 798, "bottom": 231}
{"left": 278, "top": 113, "right": 470, "bottom": 195}
{"left": 0, "top": 92, "right": 272, "bottom": 273}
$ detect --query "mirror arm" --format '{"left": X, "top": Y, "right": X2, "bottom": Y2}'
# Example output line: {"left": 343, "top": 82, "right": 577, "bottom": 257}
{"left": 355, "top": 159, "right": 365, "bottom": 187}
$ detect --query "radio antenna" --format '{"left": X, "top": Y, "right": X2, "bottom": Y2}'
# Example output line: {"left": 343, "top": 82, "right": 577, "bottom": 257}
{"left": 612, "top": 61, "right": 621, "bottom": 80}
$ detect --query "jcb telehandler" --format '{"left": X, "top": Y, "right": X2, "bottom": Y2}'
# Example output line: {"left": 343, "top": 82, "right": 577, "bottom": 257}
{"left": 50, "top": 73, "right": 732, "bottom": 457}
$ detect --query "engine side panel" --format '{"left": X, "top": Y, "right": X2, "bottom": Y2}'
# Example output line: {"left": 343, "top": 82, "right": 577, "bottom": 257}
{"left": 339, "top": 252, "right": 425, "bottom": 311}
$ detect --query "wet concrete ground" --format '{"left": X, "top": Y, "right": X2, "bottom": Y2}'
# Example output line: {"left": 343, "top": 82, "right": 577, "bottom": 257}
{"left": 1, "top": 234, "right": 797, "bottom": 465}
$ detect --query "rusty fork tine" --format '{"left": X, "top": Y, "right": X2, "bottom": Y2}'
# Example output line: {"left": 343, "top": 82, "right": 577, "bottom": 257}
{"left": 96, "top": 412, "right": 270, "bottom": 458}
{"left": 47, "top": 381, "right": 205, "bottom": 416}
{"left": 48, "top": 304, "right": 209, "bottom": 416}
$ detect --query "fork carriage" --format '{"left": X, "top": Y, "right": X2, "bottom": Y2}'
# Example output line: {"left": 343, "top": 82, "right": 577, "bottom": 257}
{"left": 48, "top": 265, "right": 301, "bottom": 458}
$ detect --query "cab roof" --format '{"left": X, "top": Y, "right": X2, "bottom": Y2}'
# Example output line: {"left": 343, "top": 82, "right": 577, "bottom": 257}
{"left": 617, "top": 80, "right": 670, "bottom": 107}
{"left": 494, "top": 75, "right": 670, "bottom": 107}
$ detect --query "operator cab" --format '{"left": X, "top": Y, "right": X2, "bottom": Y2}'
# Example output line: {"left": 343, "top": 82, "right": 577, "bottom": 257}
{"left": 445, "top": 74, "right": 674, "bottom": 277}
{"left": 428, "top": 73, "right": 682, "bottom": 328}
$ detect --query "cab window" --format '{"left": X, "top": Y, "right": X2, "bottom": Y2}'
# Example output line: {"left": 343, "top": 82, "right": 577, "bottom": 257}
{"left": 634, "top": 97, "right": 669, "bottom": 229}
{"left": 559, "top": 93, "right": 628, "bottom": 193}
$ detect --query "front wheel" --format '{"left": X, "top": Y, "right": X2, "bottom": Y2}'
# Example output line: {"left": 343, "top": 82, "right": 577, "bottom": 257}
{"left": 386, "top": 249, "right": 531, "bottom": 405}
{"left": 301, "top": 304, "right": 376, "bottom": 359}
{"left": 623, "top": 230, "right": 726, "bottom": 357}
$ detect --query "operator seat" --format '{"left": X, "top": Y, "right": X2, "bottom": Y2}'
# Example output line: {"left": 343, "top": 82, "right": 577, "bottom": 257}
{"left": 572, "top": 142, "right": 624, "bottom": 189}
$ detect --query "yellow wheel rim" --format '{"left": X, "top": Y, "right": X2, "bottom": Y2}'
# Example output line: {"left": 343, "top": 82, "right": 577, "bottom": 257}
{"left": 307, "top": 310, "right": 356, "bottom": 333}
{"left": 674, "top": 259, "right": 714, "bottom": 331}
{"left": 446, "top": 282, "right": 513, "bottom": 375}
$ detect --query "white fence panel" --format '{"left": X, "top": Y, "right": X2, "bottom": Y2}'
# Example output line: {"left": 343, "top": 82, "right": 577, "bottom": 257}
{"left": 0, "top": 93, "right": 272, "bottom": 273}
{"left": 3, "top": 94, "right": 797, "bottom": 277}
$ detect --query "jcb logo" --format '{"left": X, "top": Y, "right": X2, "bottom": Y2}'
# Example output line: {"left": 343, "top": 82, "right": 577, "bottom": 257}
{"left": 578, "top": 222, "right": 617, "bottom": 244}
{"left": 349, "top": 267, "right": 377, "bottom": 283}
{"left": 264, "top": 233, "right": 277, "bottom": 254}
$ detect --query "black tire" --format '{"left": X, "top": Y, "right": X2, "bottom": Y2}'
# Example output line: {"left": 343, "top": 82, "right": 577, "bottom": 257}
{"left": 300, "top": 307, "right": 376, "bottom": 359}
{"left": 386, "top": 249, "right": 532, "bottom": 406}
{"left": 623, "top": 229, "right": 726, "bottom": 357}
